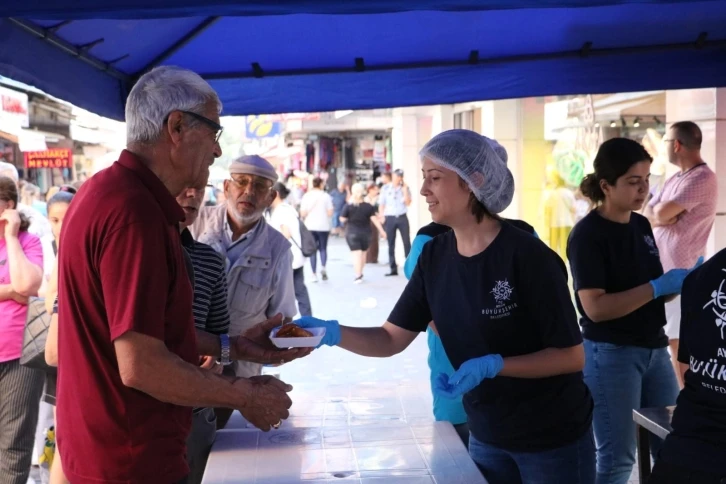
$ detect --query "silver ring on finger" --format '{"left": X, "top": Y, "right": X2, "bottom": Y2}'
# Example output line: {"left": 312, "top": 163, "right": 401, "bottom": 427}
{"left": 272, "top": 420, "right": 282, "bottom": 429}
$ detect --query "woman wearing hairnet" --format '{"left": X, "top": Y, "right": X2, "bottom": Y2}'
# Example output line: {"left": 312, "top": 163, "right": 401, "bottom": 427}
{"left": 401, "top": 162, "right": 539, "bottom": 450}
{"left": 295, "top": 130, "right": 595, "bottom": 484}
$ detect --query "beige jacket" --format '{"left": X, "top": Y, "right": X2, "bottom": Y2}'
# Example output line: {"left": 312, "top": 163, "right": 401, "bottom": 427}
{"left": 190, "top": 204, "right": 296, "bottom": 377}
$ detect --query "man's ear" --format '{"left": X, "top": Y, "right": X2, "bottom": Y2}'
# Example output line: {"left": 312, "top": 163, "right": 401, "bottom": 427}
{"left": 166, "top": 111, "right": 185, "bottom": 146}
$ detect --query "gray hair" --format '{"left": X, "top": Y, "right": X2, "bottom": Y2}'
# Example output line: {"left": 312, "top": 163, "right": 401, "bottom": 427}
{"left": 0, "top": 161, "right": 19, "bottom": 183}
{"left": 125, "top": 66, "right": 222, "bottom": 144}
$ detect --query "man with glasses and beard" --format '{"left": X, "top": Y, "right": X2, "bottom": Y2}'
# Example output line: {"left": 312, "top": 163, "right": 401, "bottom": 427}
{"left": 191, "top": 155, "right": 298, "bottom": 428}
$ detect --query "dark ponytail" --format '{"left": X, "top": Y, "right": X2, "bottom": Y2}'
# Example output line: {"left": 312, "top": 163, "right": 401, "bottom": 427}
{"left": 579, "top": 138, "right": 652, "bottom": 205}
{"left": 579, "top": 173, "right": 604, "bottom": 204}
{"left": 272, "top": 182, "right": 290, "bottom": 201}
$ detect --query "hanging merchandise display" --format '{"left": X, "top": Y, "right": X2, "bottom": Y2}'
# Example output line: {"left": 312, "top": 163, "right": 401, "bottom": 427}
{"left": 541, "top": 165, "right": 575, "bottom": 261}
{"left": 305, "top": 143, "right": 315, "bottom": 173}
{"left": 318, "top": 137, "right": 334, "bottom": 170}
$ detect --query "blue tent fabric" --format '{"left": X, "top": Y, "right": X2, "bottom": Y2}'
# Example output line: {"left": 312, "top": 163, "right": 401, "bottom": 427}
{"left": 0, "top": 1, "right": 713, "bottom": 19}
{"left": 1, "top": 1, "right": 725, "bottom": 119}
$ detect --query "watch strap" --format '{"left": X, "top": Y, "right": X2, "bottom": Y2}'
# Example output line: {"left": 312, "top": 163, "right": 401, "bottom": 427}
{"left": 219, "top": 333, "right": 231, "bottom": 366}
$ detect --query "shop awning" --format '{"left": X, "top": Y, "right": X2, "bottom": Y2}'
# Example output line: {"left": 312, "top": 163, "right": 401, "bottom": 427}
{"left": 1, "top": 1, "right": 726, "bottom": 120}
{"left": 0, "top": 130, "right": 19, "bottom": 144}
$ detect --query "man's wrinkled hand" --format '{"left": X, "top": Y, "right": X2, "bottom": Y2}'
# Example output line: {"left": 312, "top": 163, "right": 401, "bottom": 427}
{"left": 235, "top": 313, "right": 313, "bottom": 365}
{"left": 233, "top": 375, "right": 293, "bottom": 432}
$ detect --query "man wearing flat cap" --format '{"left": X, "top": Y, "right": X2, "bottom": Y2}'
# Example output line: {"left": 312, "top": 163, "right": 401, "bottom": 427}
{"left": 191, "top": 155, "right": 297, "bottom": 391}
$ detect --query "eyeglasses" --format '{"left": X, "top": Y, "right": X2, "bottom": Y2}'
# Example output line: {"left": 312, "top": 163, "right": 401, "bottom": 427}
{"left": 229, "top": 175, "right": 273, "bottom": 195}
{"left": 662, "top": 138, "right": 680, "bottom": 144}
{"left": 166, "top": 110, "right": 223, "bottom": 143}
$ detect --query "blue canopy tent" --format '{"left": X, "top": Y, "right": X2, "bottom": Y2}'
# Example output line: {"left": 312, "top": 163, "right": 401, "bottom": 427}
{"left": 1, "top": 1, "right": 726, "bottom": 120}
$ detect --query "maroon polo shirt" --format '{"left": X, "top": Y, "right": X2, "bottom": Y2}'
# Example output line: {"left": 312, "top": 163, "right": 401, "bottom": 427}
{"left": 57, "top": 150, "right": 198, "bottom": 484}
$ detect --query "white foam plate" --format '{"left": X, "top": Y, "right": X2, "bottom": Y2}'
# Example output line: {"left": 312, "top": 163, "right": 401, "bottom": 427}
{"left": 269, "top": 326, "right": 326, "bottom": 348}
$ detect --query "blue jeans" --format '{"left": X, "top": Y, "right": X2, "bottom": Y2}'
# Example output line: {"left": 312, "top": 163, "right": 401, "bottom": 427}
{"left": 583, "top": 340, "right": 679, "bottom": 484}
{"left": 468, "top": 428, "right": 595, "bottom": 484}
{"left": 310, "top": 231, "right": 330, "bottom": 273}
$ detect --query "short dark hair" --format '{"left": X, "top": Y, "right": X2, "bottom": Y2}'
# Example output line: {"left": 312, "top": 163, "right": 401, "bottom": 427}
{"left": 671, "top": 121, "right": 702, "bottom": 150}
{"left": 272, "top": 182, "right": 290, "bottom": 200}
{"left": 580, "top": 138, "right": 652, "bottom": 204}
{"left": 47, "top": 191, "right": 75, "bottom": 211}
{"left": 458, "top": 178, "right": 497, "bottom": 223}
{"left": 0, "top": 175, "right": 30, "bottom": 232}
{"left": 312, "top": 177, "right": 324, "bottom": 189}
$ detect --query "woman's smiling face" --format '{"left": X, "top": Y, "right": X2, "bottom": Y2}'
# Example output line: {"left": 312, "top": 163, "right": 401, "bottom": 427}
{"left": 420, "top": 157, "right": 472, "bottom": 226}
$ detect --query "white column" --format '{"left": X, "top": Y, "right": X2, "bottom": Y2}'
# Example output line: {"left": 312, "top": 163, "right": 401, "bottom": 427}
{"left": 391, "top": 108, "right": 424, "bottom": 266}
{"left": 479, "top": 99, "right": 522, "bottom": 219}
{"left": 432, "top": 105, "right": 454, "bottom": 136}
{"left": 666, "top": 88, "right": 726, "bottom": 258}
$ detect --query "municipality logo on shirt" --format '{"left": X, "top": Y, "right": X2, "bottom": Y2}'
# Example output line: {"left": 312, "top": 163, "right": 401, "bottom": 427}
{"left": 644, "top": 235, "right": 659, "bottom": 257}
{"left": 704, "top": 269, "right": 726, "bottom": 341}
{"left": 483, "top": 279, "right": 518, "bottom": 319}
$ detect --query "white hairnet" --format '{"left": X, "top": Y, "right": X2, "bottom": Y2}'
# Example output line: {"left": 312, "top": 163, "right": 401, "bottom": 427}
{"left": 420, "top": 129, "right": 514, "bottom": 214}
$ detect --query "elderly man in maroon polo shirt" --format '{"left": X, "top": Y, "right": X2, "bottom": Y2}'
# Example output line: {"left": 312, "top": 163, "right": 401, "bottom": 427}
{"left": 56, "top": 66, "right": 308, "bottom": 484}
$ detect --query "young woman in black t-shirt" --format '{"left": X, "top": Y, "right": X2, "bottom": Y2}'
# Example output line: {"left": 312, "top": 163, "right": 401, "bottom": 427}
{"left": 649, "top": 248, "right": 726, "bottom": 483}
{"left": 295, "top": 129, "right": 595, "bottom": 484}
{"left": 339, "top": 183, "right": 386, "bottom": 283}
{"left": 567, "top": 138, "right": 698, "bottom": 484}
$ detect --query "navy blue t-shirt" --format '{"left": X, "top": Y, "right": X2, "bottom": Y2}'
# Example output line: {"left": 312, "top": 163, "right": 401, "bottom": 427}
{"left": 389, "top": 222, "right": 593, "bottom": 451}
{"left": 416, "top": 219, "right": 535, "bottom": 239}
{"left": 567, "top": 210, "right": 668, "bottom": 348}
{"left": 659, "top": 250, "right": 726, "bottom": 475}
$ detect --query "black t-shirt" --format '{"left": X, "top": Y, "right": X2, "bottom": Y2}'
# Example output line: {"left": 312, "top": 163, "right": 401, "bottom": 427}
{"left": 567, "top": 210, "right": 667, "bottom": 348}
{"left": 417, "top": 219, "right": 536, "bottom": 238}
{"left": 389, "top": 222, "right": 593, "bottom": 451}
{"left": 341, "top": 202, "right": 376, "bottom": 236}
{"left": 659, "top": 251, "right": 726, "bottom": 474}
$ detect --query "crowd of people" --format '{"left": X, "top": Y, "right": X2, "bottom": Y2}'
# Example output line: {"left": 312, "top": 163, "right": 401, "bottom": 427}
{"left": 0, "top": 65, "right": 723, "bottom": 484}
{"left": 279, "top": 167, "right": 414, "bottom": 284}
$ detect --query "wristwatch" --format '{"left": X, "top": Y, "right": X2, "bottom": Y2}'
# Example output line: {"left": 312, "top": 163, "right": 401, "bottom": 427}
{"left": 219, "top": 333, "right": 231, "bottom": 366}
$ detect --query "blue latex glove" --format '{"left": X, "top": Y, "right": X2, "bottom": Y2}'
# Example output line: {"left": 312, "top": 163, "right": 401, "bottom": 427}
{"left": 293, "top": 316, "right": 341, "bottom": 348}
{"left": 433, "top": 354, "right": 504, "bottom": 399}
{"left": 650, "top": 256, "right": 704, "bottom": 299}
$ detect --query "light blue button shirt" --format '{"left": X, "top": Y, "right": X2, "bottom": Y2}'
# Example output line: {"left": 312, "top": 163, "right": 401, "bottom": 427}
{"left": 380, "top": 184, "right": 409, "bottom": 217}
